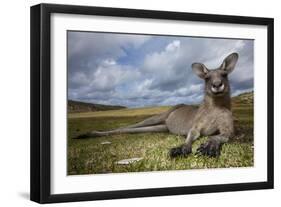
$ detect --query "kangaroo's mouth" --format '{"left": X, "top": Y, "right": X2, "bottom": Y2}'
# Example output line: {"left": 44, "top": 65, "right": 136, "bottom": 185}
{"left": 211, "top": 84, "right": 225, "bottom": 94}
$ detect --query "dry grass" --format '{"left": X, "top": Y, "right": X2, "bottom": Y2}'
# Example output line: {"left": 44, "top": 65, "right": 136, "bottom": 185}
{"left": 68, "top": 106, "right": 171, "bottom": 119}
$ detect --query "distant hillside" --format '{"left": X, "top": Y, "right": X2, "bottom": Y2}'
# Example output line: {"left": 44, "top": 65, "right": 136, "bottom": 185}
{"left": 232, "top": 91, "right": 253, "bottom": 105}
{"left": 68, "top": 92, "right": 253, "bottom": 113}
{"left": 68, "top": 100, "right": 126, "bottom": 113}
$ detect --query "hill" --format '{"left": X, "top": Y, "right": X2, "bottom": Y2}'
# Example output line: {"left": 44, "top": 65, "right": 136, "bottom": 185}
{"left": 68, "top": 91, "right": 253, "bottom": 114}
{"left": 232, "top": 91, "right": 253, "bottom": 105}
{"left": 68, "top": 100, "right": 126, "bottom": 113}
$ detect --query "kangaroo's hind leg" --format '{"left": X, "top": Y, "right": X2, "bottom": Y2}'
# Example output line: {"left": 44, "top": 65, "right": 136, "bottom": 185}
{"left": 123, "top": 104, "right": 186, "bottom": 129}
{"left": 74, "top": 104, "right": 185, "bottom": 139}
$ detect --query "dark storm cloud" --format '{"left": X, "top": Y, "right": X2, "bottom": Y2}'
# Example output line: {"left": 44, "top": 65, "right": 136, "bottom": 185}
{"left": 68, "top": 31, "right": 254, "bottom": 107}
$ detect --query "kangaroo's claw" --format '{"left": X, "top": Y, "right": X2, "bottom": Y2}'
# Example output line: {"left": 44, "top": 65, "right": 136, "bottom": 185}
{"left": 196, "top": 140, "right": 222, "bottom": 157}
{"left": 169, "top": 144, "right": 192, "bottom": 158}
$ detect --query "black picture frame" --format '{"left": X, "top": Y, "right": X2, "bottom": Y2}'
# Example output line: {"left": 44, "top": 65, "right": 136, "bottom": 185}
{"left": 30, "top": 3, "right": 274, "bottom": 204}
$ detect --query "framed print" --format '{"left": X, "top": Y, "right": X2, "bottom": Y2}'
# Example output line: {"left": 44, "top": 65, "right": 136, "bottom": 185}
{"left": 30, "top": 3, "right": 274, "bottom": 203}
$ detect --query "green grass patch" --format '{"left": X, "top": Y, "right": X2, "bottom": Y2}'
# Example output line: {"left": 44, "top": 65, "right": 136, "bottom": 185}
{"left": 67, "top": 104, "right": 253, "bottom": 175}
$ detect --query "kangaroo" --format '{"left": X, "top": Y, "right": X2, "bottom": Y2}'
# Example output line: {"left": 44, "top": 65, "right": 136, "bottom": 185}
{"left": 75, "top": 53, "right": 239, "bottom": 157}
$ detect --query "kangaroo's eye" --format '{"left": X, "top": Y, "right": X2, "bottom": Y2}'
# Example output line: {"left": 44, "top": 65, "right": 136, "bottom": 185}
{"left": 221, "top": 71, "right": 228, "bottom": 77}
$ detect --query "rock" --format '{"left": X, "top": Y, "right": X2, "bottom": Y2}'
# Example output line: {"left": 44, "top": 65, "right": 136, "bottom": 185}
{"left": 101, "top": 141, "right": 111, "bottom": 145}
{"left": 116, "top": 158, "right": 143, "bottom": 165}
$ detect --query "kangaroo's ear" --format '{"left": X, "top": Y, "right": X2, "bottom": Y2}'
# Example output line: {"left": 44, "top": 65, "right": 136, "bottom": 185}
{"left": 192, "top": 63, "right": 209, "bottom": 79}
{"left": 220, "top": 53, "right": 239, "bottom": 74}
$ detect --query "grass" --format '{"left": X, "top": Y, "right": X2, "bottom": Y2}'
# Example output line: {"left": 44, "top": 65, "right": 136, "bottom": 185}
{"left": 67, "top": 103, "right": 253, "bottom": 175}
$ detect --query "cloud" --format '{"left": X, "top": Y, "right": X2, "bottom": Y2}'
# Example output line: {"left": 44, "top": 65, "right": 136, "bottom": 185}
{"left": 68, "top": 31, "right": 254, "bottom": 107}
{"left": 68, "top": 32, "right": 149, "bottom": 89}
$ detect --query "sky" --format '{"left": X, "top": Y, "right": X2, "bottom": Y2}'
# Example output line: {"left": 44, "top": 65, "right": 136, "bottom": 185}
{"left": 68, "top": 31, "right": 254, "bottom": 108}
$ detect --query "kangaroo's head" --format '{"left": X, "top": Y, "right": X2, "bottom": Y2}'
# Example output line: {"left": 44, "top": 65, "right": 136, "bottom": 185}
{"left": 192, "top": 53, "right": 238, "bottom": 97}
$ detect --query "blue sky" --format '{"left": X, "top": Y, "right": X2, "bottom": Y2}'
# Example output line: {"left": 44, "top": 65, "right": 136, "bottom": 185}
{"left": 68, "top": 31, "right": 254, "bottom": 108}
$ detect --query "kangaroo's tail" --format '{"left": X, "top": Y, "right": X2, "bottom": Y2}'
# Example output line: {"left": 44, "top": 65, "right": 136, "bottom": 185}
{"left": 73, "top": 104, "right": 185, "bottom": 139}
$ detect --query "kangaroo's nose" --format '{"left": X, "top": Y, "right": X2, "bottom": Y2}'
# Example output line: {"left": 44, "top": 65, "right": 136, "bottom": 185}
{"left": 212, "top": 81, "right": 223, "bottom": 88}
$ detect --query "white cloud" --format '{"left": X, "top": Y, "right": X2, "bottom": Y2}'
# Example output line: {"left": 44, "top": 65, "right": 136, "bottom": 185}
{"left": 165, "top": 40, "right": 181, "bottom": 52}
{"left": 68, "top": 32, "right": 253, "bottom": 107}
{"left": 143, "top": 40, "right": 182, "bottom": 73}
{"left": 68, "top": 32, "right": 150, "bottom": 59}
{"left": 90, "top": 62, "right": 140, "bottom": 92}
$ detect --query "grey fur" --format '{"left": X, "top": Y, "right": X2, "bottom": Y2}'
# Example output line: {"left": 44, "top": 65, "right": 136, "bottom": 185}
{"left": 75, "top": 53, "right": 239, "bottom": 157}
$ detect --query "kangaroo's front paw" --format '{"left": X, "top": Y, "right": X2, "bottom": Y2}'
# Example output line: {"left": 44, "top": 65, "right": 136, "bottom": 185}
{"left": 196, "top": 140, "right": 222, "bottom": 157}
{"left": 169, "top": 144, "right": 192, "bottom": 158}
